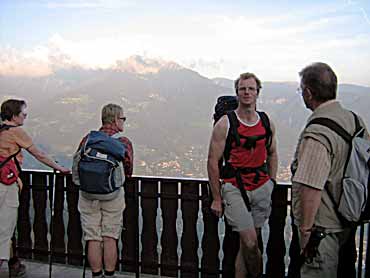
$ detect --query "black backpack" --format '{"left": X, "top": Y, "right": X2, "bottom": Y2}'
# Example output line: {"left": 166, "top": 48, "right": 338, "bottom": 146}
{"left": 213, "top": 95, "right": 272, "bottom": 210}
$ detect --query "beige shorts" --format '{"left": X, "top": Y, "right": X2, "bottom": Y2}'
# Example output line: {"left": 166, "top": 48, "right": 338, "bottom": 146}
{"left": 0, "top": 182, "right": 19, "bottom": 260}
{"left": 78, "top": 187, "right": 125, "bottom": 241}
{"left": 221, "top": 179, "right": 273, "bottom": 231}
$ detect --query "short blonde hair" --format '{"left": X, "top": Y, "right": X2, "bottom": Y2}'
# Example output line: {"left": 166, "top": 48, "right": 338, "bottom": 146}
{"left": 234, "top": 72, "right": 262, "bottom": 94}
{"left": 101, "top": 103, "right": 123, "bottom": 125}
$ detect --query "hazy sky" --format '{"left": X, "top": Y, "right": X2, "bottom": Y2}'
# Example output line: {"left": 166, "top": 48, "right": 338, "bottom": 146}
{"left": 1, "top": 0, "right": 369, "bottom": 85}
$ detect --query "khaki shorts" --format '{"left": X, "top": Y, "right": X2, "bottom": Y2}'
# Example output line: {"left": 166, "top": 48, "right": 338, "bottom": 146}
{"left": 221, "top": 179, "right": 273, "bottom": 231}
{"left": 78, "top": 187, "right": 125, "bottom": 241}
{"left": 0, "top": 182, "right": 19, "bottom": 260}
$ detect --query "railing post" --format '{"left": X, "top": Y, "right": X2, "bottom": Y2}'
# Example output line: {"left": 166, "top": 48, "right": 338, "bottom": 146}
{"left": 160, "top": 179, "right": 179, "bottom": 277}
{"left": 66, "top": 175, "right": 83, "bottom": 266}
{"left": 180, "top": 180, "right": 199, "bottom": 278}
{"left": 121, "top": 177, "right": 139, "bottom": 273}
{"left": 140, "top": 178, "right": 159, "bottom": 275}
{"left": 287, "top": 217, "right": 300, "bottom": 278}
{"left": 32, "top": 172, "right": 49, "bottom": 261}
{"left": 221, "top": 220, "right": 239, "bottom": 278}
{"left": 266, "top": 183, "right": 288, "bottom": 278}
{"left": 17, "top": 171, "right": 32, "bottom": 259}
{"left": 337, "top": 227, "right": 357, "bottom": 278}
{"left": 50, "top": 173, "right": 66, "bottom": 264}
{"left": 201, "top": 182, "right": 220, "bottom": 278}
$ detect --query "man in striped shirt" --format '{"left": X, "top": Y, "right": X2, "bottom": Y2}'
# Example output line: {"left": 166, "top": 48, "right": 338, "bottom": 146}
{"left": 291, "top": 62, "right": 369, "bottom": 278}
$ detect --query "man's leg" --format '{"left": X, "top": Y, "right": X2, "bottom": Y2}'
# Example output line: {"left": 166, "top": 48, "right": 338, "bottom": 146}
{"left": 101, "top": 189, "right": 125, "bottom": 277}
{"left": 239, "top": 227, "right": 263, "bottom": 278}
{"left": 235, "top": 240, "right": 247, "bottom": 278}
{"left": 87, "top": 240, "right": 103, "bottom": 273}
{"left": 103, "top": 236, "right": 117, "bottom": 272}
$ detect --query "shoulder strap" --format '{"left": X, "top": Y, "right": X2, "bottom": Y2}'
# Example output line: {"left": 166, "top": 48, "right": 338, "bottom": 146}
{"left": 223, "top": 111, "right": 239, "bottom": 162}
{"left": 0, "top": 124, "right": 17, "bottom": 133}
{"left": 111, "top": 132, "right": 125, "bottom": 139}
{"left": 0, "top": 149, "right": 21, "bottom": 170}
{"left": 351, "top": 111, "right": 365, "bottom": 138}
{"left": 0, "top": 125, "right": 22, "bottom": 171}
{"left": 306, "top": 117, "right": 352, "bottom": 143}
{"left": 227, "top": 111, "right": 240, "bottom": 146}
{"left": 257, "top": 111, "right": 272, "bottom": 148}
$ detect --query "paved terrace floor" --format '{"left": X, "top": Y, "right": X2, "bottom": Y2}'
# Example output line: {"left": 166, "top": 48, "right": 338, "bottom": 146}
{"left": 0, "top": 260, "right": 172, "bottom": 278}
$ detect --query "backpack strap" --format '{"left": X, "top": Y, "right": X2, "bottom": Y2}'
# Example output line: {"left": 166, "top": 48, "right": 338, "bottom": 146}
{"left": 0, "top": 125, "right": 22, "bottom": 172}
{"left": 222, "top": 111, "right": 240, "bottom": 163}
{"left": 0, "top": 124, "right": 17, "bottom": 132}
{"left": 351, "top": 111, "right": 365, "bottom": 138}
{"left": 227, "top": 111, "right": 240, "bottom": 146}
{"left": 306, "top": 117, "right": 352, "bottom": 143}
{"left": 257, "top": 111, "right": 272, "bottom": 149}
{"left": 0, "top": 149, "right": 21, "bottom": 170}
{"left": 111, "top": 132, "right": 125, "bottom": 139}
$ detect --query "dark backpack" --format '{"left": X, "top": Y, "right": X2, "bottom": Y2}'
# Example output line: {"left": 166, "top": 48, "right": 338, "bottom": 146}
{"left": 213, "top": 95, "right": 239, "bottom": 123}
{"left": 213, "top": 95, "right": 272, "bottom": 210}
{"left": 307, "top": 113, "right": 370, "bottom": 225}
{"left": 72, "top": 131, "right": 126, "bottom": 200}
{"left": 0, "top": 125, "right": 21, "bottom": 185}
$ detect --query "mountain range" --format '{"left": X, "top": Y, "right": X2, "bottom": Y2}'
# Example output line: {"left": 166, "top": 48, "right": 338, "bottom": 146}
{"left": 1, "top": 55, "right": 369, "bottom": 181}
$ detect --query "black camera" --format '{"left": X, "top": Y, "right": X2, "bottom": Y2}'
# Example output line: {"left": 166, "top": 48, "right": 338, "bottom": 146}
{"left": 304, "top": 226, "right": 327, "bottom": 264}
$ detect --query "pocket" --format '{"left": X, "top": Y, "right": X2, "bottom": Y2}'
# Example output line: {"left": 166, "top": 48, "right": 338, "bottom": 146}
{"left": 303, "top": 251, "right": 324, "bottom": 270}
{"left": 339, "top": 178, "right": 365, "bottom": 222}
{"left": 255, "top": 181, "right": 273, "bottom": 210}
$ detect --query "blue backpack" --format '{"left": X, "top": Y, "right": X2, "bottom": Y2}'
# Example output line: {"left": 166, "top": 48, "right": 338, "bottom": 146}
{"left": 72, "top": 131, "right": 126, "bottom": 200}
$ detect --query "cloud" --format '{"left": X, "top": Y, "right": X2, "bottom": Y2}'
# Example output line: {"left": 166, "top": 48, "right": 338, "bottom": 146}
{"left": 46, "top": 0, "right": 135, "bottom": 9}
{"left": 360, "top": 7, "right": 370, "bottom": 25}
{"left": 346, "top": 0, "right": 370, "bottom": 27}
{"left": 0, "top": 7, "right": 369, "bottom": 86}
{"left": 0, "top": 47, "right": 52, "bottom": 77}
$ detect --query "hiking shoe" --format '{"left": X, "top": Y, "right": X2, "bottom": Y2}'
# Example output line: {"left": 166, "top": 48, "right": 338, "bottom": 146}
{"left": 8, "top": 259, "right": 26, "bottom": 278}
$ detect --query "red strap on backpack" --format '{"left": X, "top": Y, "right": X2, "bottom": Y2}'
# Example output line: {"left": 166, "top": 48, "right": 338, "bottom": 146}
{"left": 0, "top": 125, "right": 22, "bottom": 185}
{"left": 0, "top": 155, "right": 19, "bottom": 185}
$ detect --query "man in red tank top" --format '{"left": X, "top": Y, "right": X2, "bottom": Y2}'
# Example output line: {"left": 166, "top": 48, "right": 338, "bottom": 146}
{"left": 207, "top": 72, "right": 278, "bottom": 278}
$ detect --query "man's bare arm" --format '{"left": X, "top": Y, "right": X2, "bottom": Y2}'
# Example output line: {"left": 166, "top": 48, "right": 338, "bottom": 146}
{"left": 207, "top": 116, "right": 228, "bottom": 217}
{"left": 299, "top": 184, "right": 322, "bottom": 249}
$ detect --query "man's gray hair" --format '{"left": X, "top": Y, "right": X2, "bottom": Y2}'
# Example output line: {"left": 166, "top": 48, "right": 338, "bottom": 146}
{"left": 101, "top": 103, "right": 123, "bottom": 125}
{"left": 299, "top": 62, "right": 337, "bottom": 102}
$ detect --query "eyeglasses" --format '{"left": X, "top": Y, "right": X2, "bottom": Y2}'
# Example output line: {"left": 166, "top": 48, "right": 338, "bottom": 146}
{"left": 119, "top": 117, "right": 126, "bottom": 122}
{"left": 296, "top": 87, "right": 305, "bottom": 95}
{"left": 238, "top": 86, "right": 257, "bottom": 93}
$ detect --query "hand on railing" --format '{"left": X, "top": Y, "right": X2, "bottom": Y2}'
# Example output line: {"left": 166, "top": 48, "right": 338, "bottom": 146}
{"left": 56, "top": 166, "right": 70, "bottom": 174}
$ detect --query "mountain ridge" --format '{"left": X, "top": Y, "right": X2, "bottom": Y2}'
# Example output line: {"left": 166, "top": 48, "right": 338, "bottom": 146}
{"left": 1, "top": 55, "right": 369, "bottom": 181}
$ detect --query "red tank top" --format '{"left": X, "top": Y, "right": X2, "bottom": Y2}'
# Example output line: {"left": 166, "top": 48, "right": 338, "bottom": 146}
{"left": 223, "top": 115, "right": 270, "bottom": 191}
